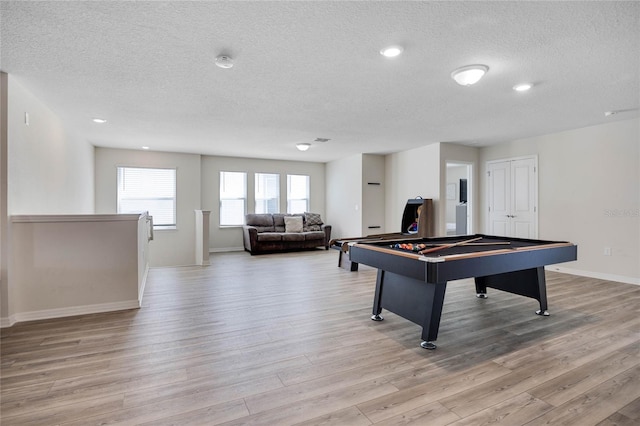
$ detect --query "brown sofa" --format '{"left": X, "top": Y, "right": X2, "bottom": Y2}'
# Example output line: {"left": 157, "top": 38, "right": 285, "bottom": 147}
{"left": 242, "top": 213, "right": 331, "bottom": 254}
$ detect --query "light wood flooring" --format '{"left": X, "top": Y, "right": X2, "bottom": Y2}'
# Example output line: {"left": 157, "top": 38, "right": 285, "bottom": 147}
{"left": 1, "top": 250, "right": 639, "bottom": 425}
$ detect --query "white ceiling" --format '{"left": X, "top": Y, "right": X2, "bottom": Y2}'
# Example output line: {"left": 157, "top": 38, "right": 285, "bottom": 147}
{"left": 1, "top": 1, "right": 639, "bottom": 163}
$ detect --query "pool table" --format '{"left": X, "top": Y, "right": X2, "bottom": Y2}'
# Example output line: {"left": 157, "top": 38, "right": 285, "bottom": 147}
{"left": 349, "top": 234, "right": 578, "bottom": 349}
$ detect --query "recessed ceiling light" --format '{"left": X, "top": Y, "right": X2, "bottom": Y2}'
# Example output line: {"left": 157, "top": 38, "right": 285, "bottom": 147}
{"left": 92, "top": 118, "right": 107, "bottom": 123}
{"left": 513, "top": 83, "right": 533, "bottom": 92}
{"left": 380, "top": 45, "right": 403, "bottom": 58}
{"left": 141, "top": 146, "right": 150, "bottom": 150}
{"left": 451, "top": 65, "right": 489, "bottom": 86}
{"left": 296, "top": 143, "right": 311, "bottom": 152}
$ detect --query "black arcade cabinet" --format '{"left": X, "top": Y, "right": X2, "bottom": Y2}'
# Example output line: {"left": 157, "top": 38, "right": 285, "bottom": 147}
{"left": 331, "top": 197, "right": 434, "bottom": 270}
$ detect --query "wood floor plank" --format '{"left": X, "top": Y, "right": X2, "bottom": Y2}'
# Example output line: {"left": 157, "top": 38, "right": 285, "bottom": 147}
{"left": 0, "top": 393, "right": 125, "bottom": 426}
{"left": 1, "top": 368, "right": 188, "bottom": 419}
{"left": 356, "top": 361, "right": 512, "bottom": 423}
{"left": 524, "top": 364, "right": 640, "bottom": 425}
{"left": 245, "top": 355, "right": 413, "bottom": 414}
{"left": 596, "top": 412, "right": 639, "bottom": 426}
{"left": 225, "top": 378, "right": 399, "bottom": 426}
{"left": 446, "top": 392, "right": 553, "bottom": 426}
{"left": 289, "top": 406, "right": 373, "bottom": 426}
{"left": 371, "top": 401, "right": 461, "bottom": 426}
{"left": 616, "top": 396, "right": 640, "bottom": 421}
{"left": 135, "top": 398, "right": 249, "bottom": 426}
{"left": 529, "top": 349, "right": 640, "bottom": 407}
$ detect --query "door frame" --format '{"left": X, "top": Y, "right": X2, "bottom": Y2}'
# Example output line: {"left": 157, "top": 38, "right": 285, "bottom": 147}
{"left": 445, "top": 161, "right": 473, "bottom": 236}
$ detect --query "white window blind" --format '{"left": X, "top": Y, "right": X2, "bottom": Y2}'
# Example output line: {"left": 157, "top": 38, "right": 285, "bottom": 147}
{"left": 220, "top": 171, "right": 247, "bottom": 226}
{"left": 255, "top": 173, "right": 280, "bottom": 214}
{"left": 287, "top": 174, "right": 309, "bottom": 214}
{"left": 117, "top": 167, "right": 176, "bottom": 228}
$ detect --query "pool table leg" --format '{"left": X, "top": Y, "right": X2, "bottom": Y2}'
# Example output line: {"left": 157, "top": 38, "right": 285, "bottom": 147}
{"left": 338, "top": 250, "right": 359, "bottom": 271}
{"left": 371, "top": 269, "right": 384, "bottom": 321}
{"left": 534, "top": 267, "right": 550, "bottom": 316}
{"left": 419, "top": 281, "right": 447, "bottom": 350}
{"left": 370, "top": 270, "right": 446, "bottom": 349}
{"left": 475, "top": 267, "right": 550, "bottom": 316}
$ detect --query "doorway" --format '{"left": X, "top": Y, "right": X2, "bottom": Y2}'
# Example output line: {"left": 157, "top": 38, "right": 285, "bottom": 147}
{"left": 445, "top": 162, "right": 472, "bottom": 235}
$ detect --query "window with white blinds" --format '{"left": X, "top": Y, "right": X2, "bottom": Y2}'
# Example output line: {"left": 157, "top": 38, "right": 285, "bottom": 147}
{"left": 117, "top": 167, "right": 176, "bottom": 228}
{"left": 220, "top": 171, "right": 247, "bottom": 226}
{"left": 255, "top": 173, "right": 280, "bottom": 214}
{"left": 287, "top": 174, "right": 309, "bottom": 214}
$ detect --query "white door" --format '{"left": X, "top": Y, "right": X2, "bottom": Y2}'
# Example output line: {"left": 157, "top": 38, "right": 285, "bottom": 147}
{"left": 487, "top": 157, "right": 537, "bottom": 238}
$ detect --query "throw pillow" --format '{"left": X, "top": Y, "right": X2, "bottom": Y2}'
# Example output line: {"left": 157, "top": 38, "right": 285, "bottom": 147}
{"left": 304, "top": 212, "right": 323, "bottom": 226}
{"left": 284, "top": 216, "right": 303, "bottom": 233}
{"left": 304, "top": 212, "right": 323, "bottom": 231}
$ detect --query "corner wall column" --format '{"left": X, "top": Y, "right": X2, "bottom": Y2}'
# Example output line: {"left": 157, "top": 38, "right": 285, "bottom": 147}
{"left": 195, "top": 210, "right": 211, "bottom": 266}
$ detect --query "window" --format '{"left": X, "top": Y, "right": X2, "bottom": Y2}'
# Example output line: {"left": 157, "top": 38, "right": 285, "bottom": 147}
{"left": 117, "top": 167, "right": 176, "bottom": 229}
{"left": 287, "top": 174, "right": 309, "bottom": 213}
{"left": 220, "top": 171, "right": 247, "bottom": 226}
{"left": 255, "top": 173, "right": 280, "bottom": 214}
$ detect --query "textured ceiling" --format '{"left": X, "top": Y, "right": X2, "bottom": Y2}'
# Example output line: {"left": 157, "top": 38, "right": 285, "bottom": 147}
{"left": 1, "top": 1, "right": 639, "bottom": 163}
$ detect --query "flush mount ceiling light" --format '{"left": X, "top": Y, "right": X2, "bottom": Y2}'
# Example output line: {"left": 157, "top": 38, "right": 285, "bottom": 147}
{"left": 215, "top": 55, "right": 234, "bottom": 69}
{"left": 296, "top": 143, "right": 311, "bottom": 152}
{"left": 380, "top": 45, "right": 403, "bottom": 58}
{"left": 451, "top": 64, "right": 489, "bottom": 86}
{"left": 513, "top": 83, "right": 533, "bottom": 92}
{"left": 605, "top": 108, "right": 636, "bottom": 117}
{"left": 92, "top": 118, "right": 107, "bottom": 123}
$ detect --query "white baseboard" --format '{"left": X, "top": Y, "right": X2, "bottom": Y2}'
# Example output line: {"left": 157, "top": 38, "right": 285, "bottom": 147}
{"left": 0, "top": 300, "right": 141, "bottom": 328}
{"left": 546, "top": 265, "right": 639, "bottom": 286}
{"left": 0, "top": 316, "right": 15, "bottom": 328}
{"left": 209, "top": 247, "right": 245, "bottom": 253}
{"left": 139, "top": 264, "right": 149, "bottom": 305}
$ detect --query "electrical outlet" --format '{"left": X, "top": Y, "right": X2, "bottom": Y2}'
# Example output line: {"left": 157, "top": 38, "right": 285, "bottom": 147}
{"left": 604, "top": 247, "right": 611, "bottom": 256}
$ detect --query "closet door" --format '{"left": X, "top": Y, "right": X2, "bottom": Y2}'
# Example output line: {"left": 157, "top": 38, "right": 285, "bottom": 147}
{"left": 488, "top": 161, "right": 511, "bottom": 236}
{"left": 487, "top": 157, "right": 538, "bottom": 238}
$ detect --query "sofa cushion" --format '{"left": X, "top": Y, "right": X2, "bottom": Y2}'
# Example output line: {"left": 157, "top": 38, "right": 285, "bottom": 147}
{"left": 282, "top": 233, "right": 305, "bottom": 241}
{"left": 245, "top": 214, "right": 275, "bottom": 232}
{"left": 284, "top": 216, "right": 303, "bottom": 233}
{"left": 303, "top": 231, "right": 325, "bottom": 241}
{"left": 257, "top": 233, "right": 282, "bottom": 241}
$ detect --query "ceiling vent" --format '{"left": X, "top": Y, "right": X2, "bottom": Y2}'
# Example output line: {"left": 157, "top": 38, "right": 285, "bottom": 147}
{"left": 314, "top": 138, "right": 330, "bottom": 143}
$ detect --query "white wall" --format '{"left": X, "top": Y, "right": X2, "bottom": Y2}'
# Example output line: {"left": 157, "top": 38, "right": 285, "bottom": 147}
{"left": 326, "top": 154, "right": 362, "bottom": 239}
{"left": 7, "top": 76, "right": 94, "bottom": 215}
{"left": 362, "top": 154, "right": 385, "bottom": 235}
{"left": 479, "top": 118, "right": 640, "bottom": 283}
{"left": 7, "top": 214, "right": 146, "bottom": 326}
{"left": 201, "top": 155, "right": 326, "bottom": 251}
{"left": 385, "top": 143, "right": 441, "bottom": 233}
{"left": 1, "top": 73, "right": 9, "bottom": 322}
{"left": 95, "top": 148, "right": 201, "bottom": 267}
